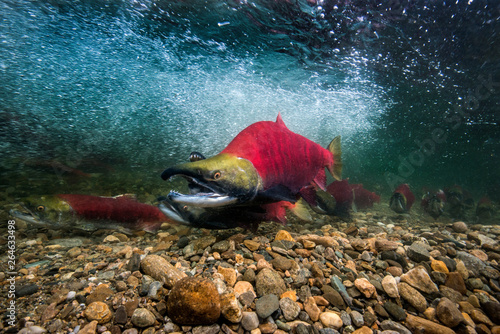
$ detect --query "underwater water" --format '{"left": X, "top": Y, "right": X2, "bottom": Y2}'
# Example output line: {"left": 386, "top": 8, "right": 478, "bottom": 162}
{"left": 0, "top": 0, "right": 499, "bottom": 207}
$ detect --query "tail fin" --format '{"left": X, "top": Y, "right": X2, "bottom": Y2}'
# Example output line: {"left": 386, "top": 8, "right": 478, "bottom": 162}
{"left": 327, "top": 136, "right": 342, "bottom": 181}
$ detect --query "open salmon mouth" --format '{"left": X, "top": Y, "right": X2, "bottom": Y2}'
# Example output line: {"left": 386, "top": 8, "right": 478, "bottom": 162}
{"left": 166, "top": 189, "right": 239, "bottom": 208}
{"left": 163, "top": 173, "right": 240, "bottom": 208}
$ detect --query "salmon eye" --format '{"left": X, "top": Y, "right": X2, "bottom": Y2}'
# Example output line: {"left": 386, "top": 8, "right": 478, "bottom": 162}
{"left": 182, "top": 206, "right": 188, "bottom": 211}
{"left": 213, "top": 171, "right": 221, "bottom": 180}
{"left": 36, "top": 205, "right": 45, "bottom": 212}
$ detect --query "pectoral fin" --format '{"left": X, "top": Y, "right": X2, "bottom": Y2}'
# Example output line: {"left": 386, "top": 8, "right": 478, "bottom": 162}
{"left": 259, "top": 185, "right": 297, "bottom": 203}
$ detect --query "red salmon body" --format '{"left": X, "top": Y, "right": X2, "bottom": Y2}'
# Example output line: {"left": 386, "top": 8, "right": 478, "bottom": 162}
{"left": 58, "top": 194, "right": 167, "bottom": 231}
{"left": 351, "top": 184, "right": 381, "bottom": 210}
{"left": 221, "top": 114, "right": 335, "bottom": 193}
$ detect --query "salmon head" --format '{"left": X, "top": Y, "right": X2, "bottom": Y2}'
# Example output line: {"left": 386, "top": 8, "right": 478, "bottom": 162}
{"left": 161, "top": 153, "right": 264, "bottom": 207}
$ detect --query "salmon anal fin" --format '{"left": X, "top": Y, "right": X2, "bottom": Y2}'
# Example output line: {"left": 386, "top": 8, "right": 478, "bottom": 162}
{"left": 327, "top": 135, "right": 342, "bottom": 181}
{"left": 288, "top": 198, "right": 312, "bottom": 221}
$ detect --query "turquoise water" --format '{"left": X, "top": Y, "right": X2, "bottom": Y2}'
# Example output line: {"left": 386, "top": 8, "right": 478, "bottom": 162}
{"left": 1, "top": 0, "right": 499, "bottom": 204}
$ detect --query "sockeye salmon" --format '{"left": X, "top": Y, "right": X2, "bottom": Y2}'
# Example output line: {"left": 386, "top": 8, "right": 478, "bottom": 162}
{"left": 159, "top": 114, "right": 342, "bottom": 228}
{"left": 10, "top": 194, "right": 167, "bottom": 233}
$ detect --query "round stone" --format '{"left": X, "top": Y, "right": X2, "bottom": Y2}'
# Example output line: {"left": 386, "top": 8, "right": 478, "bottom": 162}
{"left": 166, "top": 277, "right": 221, "bottom": 325}
{"left": 241, "top": 312, "right": 259, "bottom": 331}
{"left": 319, "top": 312, "right": 343, "bottom": 329}
{"left": 452, "top": 221, "right": 468, "bottom": 233}
{"left": 84, "top": 302, "right": 113, "bottom": 324}
{"left": 131, "top": 308, "right": 156, "bottom": 328}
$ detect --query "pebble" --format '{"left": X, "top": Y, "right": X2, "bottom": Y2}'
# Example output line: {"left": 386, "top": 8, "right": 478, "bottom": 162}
{"left": 103, "top": 235, "right": 120, "bottom": 243}
{"left": 436, "top": 297, "right": 465, "bottom": 328}
{"left": 381, "top": 275, "right": 399, "bottom": 298}
{"left": 430, "top": 260, "right": 449, "bottom": 273}
{"left": 383, "top": 302, "right": 406, "bottom": 321}
{"left": 406, "top": 242, "right": 431, "bottom": 262}
{"left": 86, "top": 284, "right": 114, "bottom": 304}
{"left": 275, "top": 230, "right": 295, "bottom": 242}
{"left": 303, "top": 297, "right": 321, "bottom": 322}
{"left": 218, "top": 266, "right": 237, "bottom": 287}
{"left": 350, "top": 310, "right": 364, "bottom": 327}
{"left": 84, "top": 302, "right": 113, "bottom": 324}
{"left": 455, "top": 251, "right": 487, "bottom": 276}
{"left": 352, "top": 327, "right": 372, "bottom": 334}
{"left": 67, "top": 247, "right": 82, "bottom": 258}
{"left": 78, "top": 321, "right": 98, "bottom": 334}
{"left": 234, "top": 281, "right": 255, "bottom": 297}
{"left": 452, "top": 221, "right": 468, "bottom": 233}
{"left": 379, "top": 320, "right": 412, "bottom": 334}
{"left": 319, "top": 312, "right": 343, "bottom": 329}
{"left": 130, "top": 308, "right": 156, "bottom": 327}
{"left": 445, "top": 272, "right": 467, "bottom": 295}
{"left": 114, "top": 305, "right": 128, "bottom": 324}
{"left": 220, "top": 292, "right": 243, "bottom": 323}
{"left": 397, "top": 282, "right": 427, "bottom": 313}
{"left": 241, "top": 312, "right": 260, "bottom": 331}
{"left": 483, "top": 302, "right": 500, "bottom": 324}
{"left": 405, "top": 313, "right": 456, "bottom": 334}
{"left": 280, "top": 297, "right": 300, "bottom": 321}
{"left": 470, "top": 309, "right": 494, "bottom": 326}
{"left": 400, "top": 266, "right": 439, "bottom": 295}
{"left": 354, "top": 278, "right": 376, "bottom": 298}
{"left": 256, "top": 294, "right": 279, "bottom": 319}
{"left": 140, "top": 255, "right": 187, "bottom": 289}
{"left": 255, "top": 268, "right": 287, "bottom": 297}
{"left": 15, "top": 284, "right": 39, "bottom": 297}
{"left": 166, "top": 277, "right": 221, "bottom": 325}
{"left": 192, "top": 324, "right": 220, "bottom": 334}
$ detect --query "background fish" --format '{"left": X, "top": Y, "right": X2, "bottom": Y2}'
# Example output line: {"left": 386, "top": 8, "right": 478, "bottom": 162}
{"left": 389, "top": 184, "right": 415, "bottom": 213}
{"left": 10, "top": 194, "right": 167, "bottom": 233}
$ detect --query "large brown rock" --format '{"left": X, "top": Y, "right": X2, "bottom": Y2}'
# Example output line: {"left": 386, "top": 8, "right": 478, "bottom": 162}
{"left": 405, "top": 313, "right": 456, "bottom": 334}
{"left": 167, "top": 277, "right": 221, "bottom": 325}
{"left": 140, "top": 254, "right": 187, "bottom": 289}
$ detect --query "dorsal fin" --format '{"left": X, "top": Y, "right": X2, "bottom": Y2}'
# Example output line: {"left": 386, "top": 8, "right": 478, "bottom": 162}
{"left": 276, "top": 112, "right": 285, "bottom": 126}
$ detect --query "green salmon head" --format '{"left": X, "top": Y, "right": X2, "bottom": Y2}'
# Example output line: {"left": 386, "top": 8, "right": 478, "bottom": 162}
{"left": 9, "top": 195, "right": 71, "bottom": 228}
{"left": 161, "top": 153, "right": 263, "bottom": 207}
